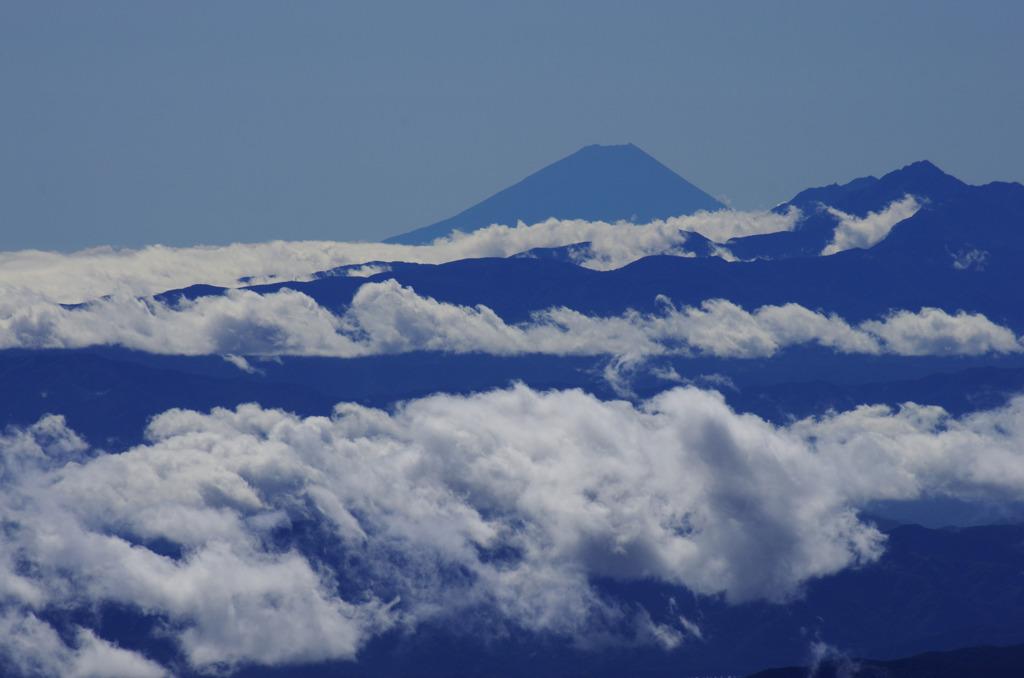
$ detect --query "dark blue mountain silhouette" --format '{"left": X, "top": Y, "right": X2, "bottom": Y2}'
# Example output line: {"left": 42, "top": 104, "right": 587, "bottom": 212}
{"left": 726, "top": 160, "right": 988, "bottom": 259}
{"left": 246, "top": 237, "right": 1024, "bottom": 332}
{"left": 785, "top": 160, "right": 968, "bottom": 218}
{"left": 746, "top": 641, "right": 1024, "bottom": 678}
{"left": 349, "top": 162, "right": 1024, "bottom": 329}
{"left": 383, "top": 143, "right": 725, "bottom": 245}
{"left": 4, "top": 153, "right": 1024, "bottom": 678}
{"left": 877, "top": 177, "right": 1024, "bottom": 252}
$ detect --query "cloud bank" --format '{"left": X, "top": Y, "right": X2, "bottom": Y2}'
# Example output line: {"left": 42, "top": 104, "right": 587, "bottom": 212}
{"left": 2, "top": 281, "right": 1019, "bottom": 359}
{"left": 0, "top": 195, "right": 927, "bottom": 306}
{"left": 0, "top": 210, "right": 801, "bottom": 304}
{"left": 4, "top": 385, "right": 1024, "bottom": 674}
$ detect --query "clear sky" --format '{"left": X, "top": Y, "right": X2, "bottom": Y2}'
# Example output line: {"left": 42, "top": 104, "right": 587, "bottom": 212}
{"left": 2, "top": 0, "right": 1022, "bottom": 253}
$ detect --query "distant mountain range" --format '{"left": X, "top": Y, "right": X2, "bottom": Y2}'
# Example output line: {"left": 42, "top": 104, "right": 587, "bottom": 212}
{"left": 2, "top": 144, "right": 1023, "bottom": 678}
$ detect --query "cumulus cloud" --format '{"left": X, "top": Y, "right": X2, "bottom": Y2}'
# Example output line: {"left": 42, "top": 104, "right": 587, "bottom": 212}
{"left": 0, "top": 614, "right": 169, "bottom": 678}
{"left": 0, "top": 210, "right": 800, "bottom": 304}
{"left": 861, "top": 307, "right": 1023, "bottom": 356}
{"left": 4, "top": 386, "right": 1024, "bottom": 674}
{"left": 821, "top": 195, "right": 921, "bottom": 255}
{"left": 0, "top": 415, "right": 394, "bottom": 674}
{"left": 2, "top": 281, "right": 1019, "bottom": 360}
{"left": 791, "top": 397, "right": 1024, "bottom": 504}
{"left": 0, "top": 287, "right": 360, "bottom": 356}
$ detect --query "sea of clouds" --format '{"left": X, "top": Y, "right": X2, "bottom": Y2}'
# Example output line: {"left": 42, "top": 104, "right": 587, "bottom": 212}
{"left": 10, "top": 195, "right": 1021, "bottom": 676}
{"left": 4, "top": 386, "right": 1024, "bottom": 675}
{"left": 0, "top": 197, "right": 952, "bottom": 365}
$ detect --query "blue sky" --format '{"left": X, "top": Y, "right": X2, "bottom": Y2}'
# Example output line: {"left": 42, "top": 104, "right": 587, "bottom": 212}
{"left": 2, "top": 0, "right": 1022, "bottom": 253}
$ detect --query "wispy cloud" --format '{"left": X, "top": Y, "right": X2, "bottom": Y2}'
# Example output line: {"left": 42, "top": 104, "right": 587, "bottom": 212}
{"left": 821, "top": 195, "right": 921, "bottom": 255}
{"left": 0, "top": 210, "right": 800, "bottom": 304}
{"left": 4, "top": 386, "right": 1024, "bottom": 672}
{"left": 2, "top": 281, "right": 1018, "bottom": 359}
{"left": 0, "top": 196, "right": 930, "bottom": 305}
{"left": 951, "top": 248, "right": 988, "bottom": 271}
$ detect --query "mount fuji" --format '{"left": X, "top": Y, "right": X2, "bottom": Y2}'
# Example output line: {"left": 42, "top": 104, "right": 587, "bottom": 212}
{"left": 2, "top": 144, "right": 1024, "bottom": 678}
{"left": 384, "top": 143, "right": 726, "bottom": 245}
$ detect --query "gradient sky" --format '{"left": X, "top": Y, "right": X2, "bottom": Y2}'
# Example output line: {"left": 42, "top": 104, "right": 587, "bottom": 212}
{"left": 2, "top": 0, "right": 1022, "bottom": 253}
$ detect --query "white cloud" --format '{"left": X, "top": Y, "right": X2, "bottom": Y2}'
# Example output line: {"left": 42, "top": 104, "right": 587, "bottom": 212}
{"left": 0, "top": 612, "right": 170, "bottom": 678}
{"left": 821, "top": 195, "right": 921, "bottom": 255}
{"left": 4, "top": 386, "right": 1024, "bottom": 673}
{"left": 0, "top": 210, "right": 800, "bottom": 304}
{"left": 693, "top": 206, "right": 802, "bottom": 243}
{"left": 861, "top": 307, "right": 1022, "bottom": 356}
{"left": 951, "top": 249, "right": 988, "bottom": 271}
{"left": 222, "top": 353, "right": 262, "bottom": 374}
{"left": 343, "top": 263, "right": 393, "bottom": 277}
{"left": 2, "top": 281, "right": 1018, "bottom": 360}
{"left": 791, "top": 397, "right": 1024, "bottom": 504}
{"left": 469, "top": 207, "right": 800, "bottom": 270}
{"left": 0, "top": 287, "right": 361, "bottom": 356}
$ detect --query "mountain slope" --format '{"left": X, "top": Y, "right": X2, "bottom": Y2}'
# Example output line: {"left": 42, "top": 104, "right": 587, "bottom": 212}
{"left": 384, "top": 143, "right": 725, "bottom": 245}
{"left": 725, "top": 160, "right": 979, "bottom": 259}
{"left": 746, "top": 641, "right": 1024, "bottom": 678}
{"left": 4, "top": 154, "right": 1024, "bottom": 678}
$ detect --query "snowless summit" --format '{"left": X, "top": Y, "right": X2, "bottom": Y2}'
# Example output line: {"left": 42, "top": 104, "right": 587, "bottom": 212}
{"left": 384, "top": 143, "right": 725, "bottom": 245}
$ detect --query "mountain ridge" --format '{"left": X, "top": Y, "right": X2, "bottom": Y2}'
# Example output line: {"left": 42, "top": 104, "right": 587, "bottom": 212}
{"left": 5, "top": 152, "right": 1024, "bottom": 678}
{"left": 727, "top": 160, "right": 1022, "bottom": 259}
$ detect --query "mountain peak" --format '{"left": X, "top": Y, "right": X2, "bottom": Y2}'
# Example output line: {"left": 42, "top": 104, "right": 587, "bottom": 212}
{"left": 384, "top": 144, "right": 725, "bottom": 245}
{"left": 886, "top": 159, "right": 960, "bottom": 183}
{"left": 903, "top": 159, "right": 941, "bottom": 172}
{"left": 875, "top": 159, "right": 967, "bottom": 199}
